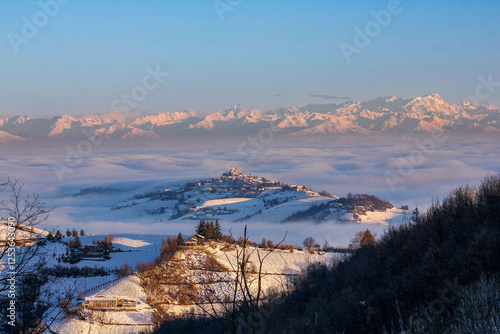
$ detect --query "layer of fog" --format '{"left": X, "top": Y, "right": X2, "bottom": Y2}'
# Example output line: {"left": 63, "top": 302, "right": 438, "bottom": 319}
{"left": 0, "top": 137, "right": 497, "bottom": 246}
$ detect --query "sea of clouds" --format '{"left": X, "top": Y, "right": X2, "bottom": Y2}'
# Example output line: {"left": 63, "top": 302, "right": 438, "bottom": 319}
{"left": 0, "top": 136, "right": 498, "bottom": 246}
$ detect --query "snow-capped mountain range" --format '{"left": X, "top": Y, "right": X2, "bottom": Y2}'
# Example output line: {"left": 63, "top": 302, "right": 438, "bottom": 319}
{"left": 1, "top": 94, "right": 499, "bottom": 143}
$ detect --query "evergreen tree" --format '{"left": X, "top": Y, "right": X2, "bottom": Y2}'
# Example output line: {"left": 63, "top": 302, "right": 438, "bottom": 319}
{"left": 80, "top": 229, "right": 85, "bottom": 236}
{"left": 177, "top": 232, "right": 184, "bottom": 246}
{"left": 349, "top": 229, "right": 377, "bottom": 249}
{"left": 69, "top": 235, "right": 82, "bottom": 249}
{"left": 55, "top": 229, "right": 62, "bottom": 240}
{"left": 411, "top": 207, "right": 420, "bottom": 223}
{"left": 360, "top": 229, "right": 376, "bottom": 247}
{"left": 196, "top": 220, "right": 208, "bottom": 238}
{"left": 47, "top": 232, "right": 54, "bottom": 242}
{"left": 74, "top": 235, "right": 81, "bottom": 248}
{"left": 65, "top": 228, "right": 71, "bottom": 237}
{"left": 72, "top": 228, "right": 78, "bottom": 237}
{"left": 214, "top": 219, "right": 222, "bottom": 239}
{"left": 207, "top": 221, "right": 214, "bottom": 239}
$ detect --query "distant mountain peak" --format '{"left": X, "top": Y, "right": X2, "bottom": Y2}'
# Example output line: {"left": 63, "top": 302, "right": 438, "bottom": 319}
{"left": 13, "top": 115, "right": 36, "bottom": 124}
{"left": 385, "top": 96, "right": 399, "bottom": 102}
{"left": 423, "top": 93, "right": 443, "bottom": 100}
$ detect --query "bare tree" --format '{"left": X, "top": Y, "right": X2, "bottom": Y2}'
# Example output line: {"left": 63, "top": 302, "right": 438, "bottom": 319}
{"left": 303, "top": 237, "right": 316, "bottom": 250}
{"left": 193, "top": 225, "right": 288, "bottom": 333}
{"left": 0, "top": 178, "right": 69, "bottom": 333}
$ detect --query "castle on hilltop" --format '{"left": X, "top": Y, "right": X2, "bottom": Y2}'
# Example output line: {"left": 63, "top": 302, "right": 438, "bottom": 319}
{"left": 228, "top": 166, "right": 242, "bottom": 176}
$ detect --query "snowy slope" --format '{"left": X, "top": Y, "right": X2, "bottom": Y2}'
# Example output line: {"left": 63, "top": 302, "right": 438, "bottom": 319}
{"left": 245, "top": 196, "right": 333, "bottom": 223}
{"left": 53, "top": 275, "right": 154, "bottom": 334}
{"left": 211, "top": 244, "right": 339, "bottom": 275}
{"left": 141, "top": 244, "right": 342, "bottom": 319}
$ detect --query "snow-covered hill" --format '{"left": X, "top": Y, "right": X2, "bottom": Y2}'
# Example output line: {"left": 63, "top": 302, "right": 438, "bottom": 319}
{"left": 109, "top": 167, "right": 407, "bottom": 225}
{"left": 140, "top": 242, "right": 341, "bottom": 319}
{"left": 1, "top": 94, "right": 499, "bottom": 142}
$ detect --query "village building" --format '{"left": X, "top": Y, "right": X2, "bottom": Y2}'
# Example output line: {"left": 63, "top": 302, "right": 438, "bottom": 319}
{"left": 82, "top": 296, "right": 137, "bottom": 310}
{"left": 184, "top": 234, "right": 205, "bottom": 247}
{"left": 185, "top": 238, "right": 197, "bottom": 247}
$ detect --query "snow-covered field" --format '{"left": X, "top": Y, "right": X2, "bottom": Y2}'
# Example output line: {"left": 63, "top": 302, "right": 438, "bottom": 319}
{"left": 357, "top": 208, "right": 408, "bottom": 225}
{"left": 199, "top": 197, "right": 253, "bottom": 208}
{"left": 44, "top": 234, "right": 169, "bottom": 270}
{"left": 210, "top": 244, "right": 339, "bottom": 275}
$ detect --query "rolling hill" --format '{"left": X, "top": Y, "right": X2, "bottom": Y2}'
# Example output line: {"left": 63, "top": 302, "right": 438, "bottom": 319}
{"left": 109, "top": 167, "right": 406, "bottom": 225}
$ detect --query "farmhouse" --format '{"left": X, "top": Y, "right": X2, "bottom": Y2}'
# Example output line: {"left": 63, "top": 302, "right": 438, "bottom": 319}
{"left": 185, "top": 234, "right": 205, "bottom": 247}
{"left": 82, "top": 295, "right": 137, "bottom": 310}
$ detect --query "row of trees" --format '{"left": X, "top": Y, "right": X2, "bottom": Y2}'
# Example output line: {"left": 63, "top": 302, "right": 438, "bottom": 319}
{"left": 195, "top": 219, "right": 222, "bottom": 240}
{"left": 92, "top": 234, "right": 114, "bottom": 253}
{"left": 301, "top": 230, "right": 375, "bottom": 252}
{"left": 339, "top": 193, "right": 393, "bottom": 211}
{"left": 57, "top": 234, "right": 114, "bottom": 265}
{"left": 47, "top": 228, "right": 85, "bottom": 241}
{"left": 67, "top": 235, "right": 82, "bottom": 249}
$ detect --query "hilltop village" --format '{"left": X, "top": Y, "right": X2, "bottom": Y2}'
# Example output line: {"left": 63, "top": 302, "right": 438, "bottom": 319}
{"left": 110, "top": 167, "right": 399, "bottom": 223}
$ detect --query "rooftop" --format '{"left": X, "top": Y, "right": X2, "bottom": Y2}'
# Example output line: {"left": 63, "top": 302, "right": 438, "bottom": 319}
{"left": 84, "top": 295, "right": 119, "bottom": 301}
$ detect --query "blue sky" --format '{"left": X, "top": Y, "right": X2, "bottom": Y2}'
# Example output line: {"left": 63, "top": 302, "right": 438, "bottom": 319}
{"left": 1, "top": 0, "right": 499, "bottom": 116}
